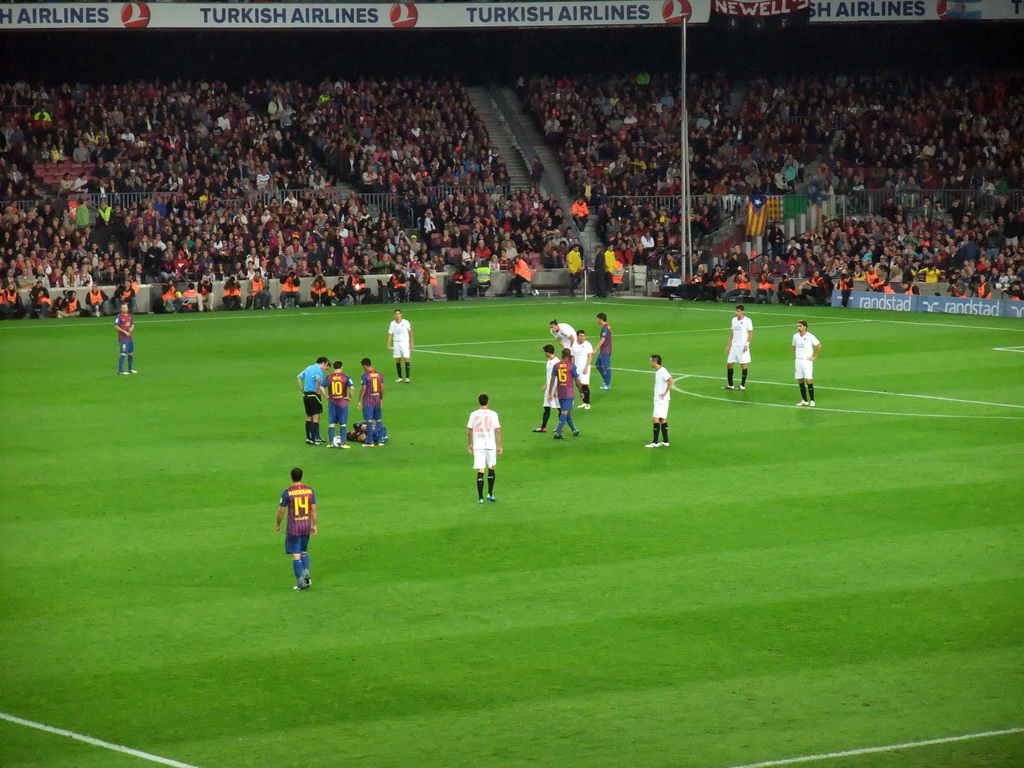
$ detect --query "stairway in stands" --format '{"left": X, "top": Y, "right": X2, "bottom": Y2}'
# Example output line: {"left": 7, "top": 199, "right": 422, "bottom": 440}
{"left": 465, "top": 86, "right": 532, "bottom": 192}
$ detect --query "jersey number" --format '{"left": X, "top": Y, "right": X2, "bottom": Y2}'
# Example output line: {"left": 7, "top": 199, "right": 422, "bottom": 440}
{"left": 331, "top": 380, "right": 348, "bottom": 397}
{"left": 557, "top": 368, "right": 568, "bottom": 383}
{"left": 293, "top": 496, "right": 310, "bottom": 520}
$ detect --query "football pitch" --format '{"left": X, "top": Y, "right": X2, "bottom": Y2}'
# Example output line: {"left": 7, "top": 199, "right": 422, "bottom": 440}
{"left": 1, "top": 297, "right": 1022, "bottom": 768}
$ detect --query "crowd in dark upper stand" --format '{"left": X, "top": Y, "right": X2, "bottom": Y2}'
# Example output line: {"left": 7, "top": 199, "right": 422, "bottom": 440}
{"left": 520, "top": 71, "right": 1023, "bottom": 295}
{"left": 1, "top": 70, "right": 1023, "bottom": 318}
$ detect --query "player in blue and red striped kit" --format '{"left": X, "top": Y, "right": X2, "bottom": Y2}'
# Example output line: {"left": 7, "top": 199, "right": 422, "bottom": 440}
{"left": 547, "top": 348, "right": 581, "bottom": 440}
{"left": 358, "top": 357, "right": 388, "bottom": 447}
{"left": 275, "top": 467, "right": 318, "bottom": 590}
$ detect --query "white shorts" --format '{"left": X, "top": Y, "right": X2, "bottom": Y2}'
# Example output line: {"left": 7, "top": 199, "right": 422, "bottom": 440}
{"left": 794, "top": 358, "right": 814, "bottom": 380}
{"left": 544, "top": 390, "right": 558, "bottom": 408}
{"left": 652, "top": 399, "right": 670, "bottom": 420}
{"left": 727, "top": 346, "right": 751, "bottom": 365}
{"left": 473, "top": 448, "right": 497, "bottom": 470}
{"left": 577, "top": 369, "right": 591, "bottom": 385}
{"left": 392, "top": 342, "right": 410, "bottom": 358}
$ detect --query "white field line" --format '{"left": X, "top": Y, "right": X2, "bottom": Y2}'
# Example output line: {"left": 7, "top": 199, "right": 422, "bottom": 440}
{"left": 0, "top": 299, "right": 588, "bottom": 330}
{"left": 671, "top": 385, "right": 1024, "bottom": 421}
{"left": 417, "top": 319, "right": 864, "bottom": 349}
{"left": 589, "top": 300, "right": 1024, "bottom": 333}
{"left": 0, "top": 710, "right": 203, "bottom": 768}
{"left": 994, "top": 346, "right": 1024, "bottom": 352}
{"left": 417, "top": 349, "right": 1024, "bottom": 416}
{"left": 721, "top": 726, "right": 1024, "bottom": 768}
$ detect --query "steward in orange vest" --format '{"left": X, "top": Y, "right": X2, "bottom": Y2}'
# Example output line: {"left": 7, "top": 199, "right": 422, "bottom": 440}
{"left": 389, "top": 269, "right": 409, "bottom": 303}
{"left": 310, "top": 274, "right": 330, "bottom": 307}
{"left": 180, "top": 283, "right": 199, "bottom": 311}
{"left": 87, "top": 286, "right": 108, "bottom": 316}
{"left": 279, "top": 271, "right": 301, "bottom": 309}
{"left": 223, "top": 276, "right": 242, "bottom": 310}
{"left": 250, "top": 272, "right": 270, "bottom": 309}
{"left": 162, "top": 281, "right": 182, "bottom": 313}
{"left": 508, "top": 256, "right": 533, "bottom": 298}
{"left": 756, "top": 271, "right": 775, "bottom": 305}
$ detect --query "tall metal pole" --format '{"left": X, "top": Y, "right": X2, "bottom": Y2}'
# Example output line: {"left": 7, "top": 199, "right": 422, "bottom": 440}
{"left": 680, "top": 18, "right": 692, "bottom": 281}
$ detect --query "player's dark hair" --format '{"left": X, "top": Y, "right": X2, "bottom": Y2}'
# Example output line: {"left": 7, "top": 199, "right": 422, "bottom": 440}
{"left": 596, "top": 312, "right": 607, "bottom": 322}
{"left": 361, "top": 357, "right": 372, "bottom": 367}
{"left": 798, "top": 320, "right": 808, "bottom": 329}
{"left": 651, "top": 354, "right": 662, "bottom": 365}
{"left": 333, "top": 360, "right": 343, "bottom": 369}
{"left": 561, "top": 348, "right": 572, "bottom": 359}
{"left": 316, "top": 356, "right": 329, "bottom": 365}
{"left": 736, "top": 304, "right": 745, "bottom": 311}
{"left": 478, "top": 393, "right": 489, "bottom": 406}
{"left": 550, "top": 319, "right": 559, "bottom": 326}
{"left": 577, "top": 329, "right": 585, "bottom": 336}
{"left": 291, "top": 467, "right": 303, "bottom": 482}
{"left": 543, "top": 344, "right": 555, "bottom": 354}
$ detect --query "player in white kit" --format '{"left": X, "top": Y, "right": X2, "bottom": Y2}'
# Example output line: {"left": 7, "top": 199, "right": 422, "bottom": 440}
{"left": 467, "top": 393, "right": 502, "bottom": 504}
{"left": 387, "top": 309, "right": 414, "bottom": 382}
{"left": 792, "top": 320, "right": 822, "bottom": 407}
{"left": 723, "top": 304, "right": 753, "bottom": 390}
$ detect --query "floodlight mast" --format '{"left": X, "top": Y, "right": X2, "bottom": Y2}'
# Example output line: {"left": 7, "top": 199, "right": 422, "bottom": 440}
{"left": 680, "top": 16, "right": 693, "bottom": 282}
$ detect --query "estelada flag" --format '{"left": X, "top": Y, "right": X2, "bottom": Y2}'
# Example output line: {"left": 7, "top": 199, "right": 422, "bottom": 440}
{"left": 747, "top": 194, "right": 769, "bottom": 236}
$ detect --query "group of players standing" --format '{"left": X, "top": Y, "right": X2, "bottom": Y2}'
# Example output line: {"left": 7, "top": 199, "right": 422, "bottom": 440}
{"left": 723, "top": 305, "right": 824, "bottom": 407}
{"left": 295, "top": 309, "right": 413, "bottom": 449}
{"left": 279, "top": 305, "right": 825, "bottom": 590}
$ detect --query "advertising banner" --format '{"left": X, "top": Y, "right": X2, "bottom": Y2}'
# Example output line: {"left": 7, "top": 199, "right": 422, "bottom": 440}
{"left": 0, "top": 0, "right": 1020, "bottom": 31}
{"left": 0, "top": 1, "right": 706, "bottom": 30}
{"left": 832, "top": 290, "right": 1024, "bottom": 319}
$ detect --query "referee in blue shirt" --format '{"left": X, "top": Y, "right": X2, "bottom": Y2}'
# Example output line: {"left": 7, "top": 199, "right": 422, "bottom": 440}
{"left": 298, "top": 357, "right": 330, "bottom": 445}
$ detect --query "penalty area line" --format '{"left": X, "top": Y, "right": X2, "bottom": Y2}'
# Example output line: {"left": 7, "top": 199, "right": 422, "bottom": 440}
{"left": 720, "top": 726, "right": 1024, "bottom": 768}
{"left": 0, "top": 711, "right": 204, "bottom": 768}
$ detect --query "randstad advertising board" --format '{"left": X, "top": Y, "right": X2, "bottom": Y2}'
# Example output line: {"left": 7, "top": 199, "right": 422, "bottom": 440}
{"left": 1, "top": 0, "right": 1020, "bottom": 30}
{"left": 831, "top": 290, "right": 1024, "bottom": 319}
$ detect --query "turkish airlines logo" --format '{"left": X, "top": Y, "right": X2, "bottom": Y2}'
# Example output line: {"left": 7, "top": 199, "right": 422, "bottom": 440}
{"left": 390, "top": 3, "right": 418, "bottom": 28}
{"left": 662, "top": 0, "right": 692, "bottom": 23}
{"left": 121, "top": 3, "right": 150, "bottom": 28}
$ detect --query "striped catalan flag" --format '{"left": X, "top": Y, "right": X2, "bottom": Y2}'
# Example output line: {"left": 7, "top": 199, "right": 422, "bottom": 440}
{"left": 748, "top": 196, "right": 789, "bottom": 236}
{"left": 746, "top": 194, "right": 769, "bottom": 236}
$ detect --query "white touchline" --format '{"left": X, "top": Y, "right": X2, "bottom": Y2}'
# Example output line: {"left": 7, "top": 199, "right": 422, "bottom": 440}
{"left": 720, "top": 726, "right": 1024, "bottom": 768}
{"left": 994, "top": 346, "right": 1024, "bottom": 353}
{"left": 0, "top": 711, "right": 204, "bottom": 768}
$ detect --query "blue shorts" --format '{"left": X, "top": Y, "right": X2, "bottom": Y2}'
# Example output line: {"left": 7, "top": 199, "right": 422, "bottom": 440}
{"left": 558, "top": 398, "right": 574, "bottom": 412}
{"left": 328, "top": 403, "right": 349, "bottom": 426}
{"left": 362, "top": 405, "right": 382, "bottom": 421}
{"left": 119, "top": 340, "right": 134, "bottom": 354}
{"left": 285, "top": 533, "right": 310, "bottom": 554}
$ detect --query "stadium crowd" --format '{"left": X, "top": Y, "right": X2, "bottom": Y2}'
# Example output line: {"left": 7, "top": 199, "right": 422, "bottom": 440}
{"left": 1, "top": 69, "right": 1022, "bottom": 318}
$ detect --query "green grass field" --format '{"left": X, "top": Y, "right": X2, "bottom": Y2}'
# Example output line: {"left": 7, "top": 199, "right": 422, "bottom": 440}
{"left": 1, "top": 297, "right": 1022, "bottom": 768}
